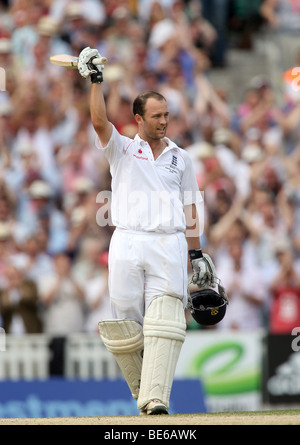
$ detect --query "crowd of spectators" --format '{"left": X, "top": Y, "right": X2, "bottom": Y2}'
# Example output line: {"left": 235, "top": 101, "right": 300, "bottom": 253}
{"left": 0, "top": 0, "right": 300, "bottom": 337}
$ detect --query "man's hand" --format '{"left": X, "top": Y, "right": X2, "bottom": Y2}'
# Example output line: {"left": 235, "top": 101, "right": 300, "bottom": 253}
{"left": 78, "top": 47, "right": 104, "bottom": 82}
{"left": 189, "top": 249, "right": 218, "bottom": 288}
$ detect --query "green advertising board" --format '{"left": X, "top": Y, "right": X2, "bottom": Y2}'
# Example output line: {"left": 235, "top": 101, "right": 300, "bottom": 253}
{"left": 175, "top": 330, "right": 263, "bottom": 412}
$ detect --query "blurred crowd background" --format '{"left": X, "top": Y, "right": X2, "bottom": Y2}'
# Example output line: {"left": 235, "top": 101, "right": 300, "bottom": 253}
{"left": 0, "top": 0, "right": 300, "bottom": 337}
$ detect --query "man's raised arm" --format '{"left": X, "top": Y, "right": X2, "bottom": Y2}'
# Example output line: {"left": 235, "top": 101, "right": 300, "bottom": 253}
{"left": 78, "top": 47, "right": 112, "bottom": 146}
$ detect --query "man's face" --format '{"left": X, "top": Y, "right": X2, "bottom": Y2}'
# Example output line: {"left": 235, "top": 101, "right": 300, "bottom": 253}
{"left": 136, "top": 98, "right": 169, "bottom": 141}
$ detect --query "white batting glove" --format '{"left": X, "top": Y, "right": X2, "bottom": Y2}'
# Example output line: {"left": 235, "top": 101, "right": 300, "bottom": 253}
{"left": 189, "top": 249, "right": 217, "bottom": 288}
{"left": 78, "top": 47, "right": 104, "bottom": 79}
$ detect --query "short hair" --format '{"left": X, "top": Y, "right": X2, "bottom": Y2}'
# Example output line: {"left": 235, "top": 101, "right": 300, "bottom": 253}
{"left": 133, "top": 91, "right": 166, "bottom": 117}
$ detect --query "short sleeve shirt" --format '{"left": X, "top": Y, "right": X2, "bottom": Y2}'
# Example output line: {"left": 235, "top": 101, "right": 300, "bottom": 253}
{"left": 95, "top": 125, "right": 202, "bottom": 233}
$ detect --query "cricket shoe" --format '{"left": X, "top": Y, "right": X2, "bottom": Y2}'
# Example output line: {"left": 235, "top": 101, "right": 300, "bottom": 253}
{"left": 144, "top": 399, "right": 168, "bottom": 415}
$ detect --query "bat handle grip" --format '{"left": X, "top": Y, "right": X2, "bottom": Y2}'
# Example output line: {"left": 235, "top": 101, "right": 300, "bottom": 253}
{"left": 92, "top": 57, "right": 108, "bottom": 66}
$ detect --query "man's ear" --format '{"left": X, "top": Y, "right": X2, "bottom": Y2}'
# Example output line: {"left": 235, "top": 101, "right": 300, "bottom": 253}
{"left": 134, "top": 114, "right": 143, "bottom": 125}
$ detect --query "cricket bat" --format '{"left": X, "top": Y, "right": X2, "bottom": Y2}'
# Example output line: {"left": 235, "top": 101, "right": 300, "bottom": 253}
{"left": 49, "top": 54, "right": 108, "bottom": 69}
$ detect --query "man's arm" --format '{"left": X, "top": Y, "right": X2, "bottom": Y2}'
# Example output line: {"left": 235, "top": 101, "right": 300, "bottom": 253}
{"left": 78, "top": 47, "right": 113, "bottom": 146}
{"left": 90, "top": 83, "right": 113, "bottom": 147}
{"left": 184, "top": 204, "right": 201, "bottom": 250}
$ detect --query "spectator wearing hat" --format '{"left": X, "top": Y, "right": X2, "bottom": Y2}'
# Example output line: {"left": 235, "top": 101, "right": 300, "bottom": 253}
{"left": 147, "top": 17, "right": 196, "bottom": 90}
{"left": 36, "top": 15, "right": 71, "bottom": 57}
{"left": 18, "top": 180, "right": 69, "bottom": 255}
{"left": 50, "top": 0, "right": 105, "bottom": 27}
{"left": 103, "top": 6, "right": 138, "bottom": 65}
{"left": 0, "top": 263, "right": 43, "bottom": 334}
{"left": 59, "top": 1, "right": 89, "bottom": 55}
{"left": 20, "top": 235, "right": 55, "bottom": 283}
{"left": 38, "top": 251, "right": 85, "bottom": 335}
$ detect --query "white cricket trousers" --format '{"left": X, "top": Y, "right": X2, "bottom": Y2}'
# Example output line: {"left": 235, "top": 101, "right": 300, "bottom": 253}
{"left": 108, "top": 229, "right": 188, "bottom": 325}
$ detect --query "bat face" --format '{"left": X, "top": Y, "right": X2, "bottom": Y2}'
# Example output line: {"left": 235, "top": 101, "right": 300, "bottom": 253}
{"left": 49, "top": 54, "right": 80, "bottom": 68}
{"left": 49, "top": 54, "right": 107, "bottom": 68}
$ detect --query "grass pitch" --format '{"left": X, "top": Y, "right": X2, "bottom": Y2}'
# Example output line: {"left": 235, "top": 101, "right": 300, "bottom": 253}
{"left": 0, "top": 409, "right": 299, "bottom": 425}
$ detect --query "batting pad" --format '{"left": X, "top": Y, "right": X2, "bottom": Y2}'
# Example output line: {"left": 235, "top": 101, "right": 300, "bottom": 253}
{"left": 137, "top": 294, "right": 186, "bottom": 410}
{"left": 98, "top": 319, "right": 144, "bottom": 399}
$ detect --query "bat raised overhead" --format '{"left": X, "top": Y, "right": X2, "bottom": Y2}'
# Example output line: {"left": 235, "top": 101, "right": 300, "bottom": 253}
{"left": 49, "top": 54, "right": 108, "bottom": 68}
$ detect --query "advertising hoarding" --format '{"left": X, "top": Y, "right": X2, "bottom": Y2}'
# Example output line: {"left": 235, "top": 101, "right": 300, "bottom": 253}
{"left": 0, "top": 378, "right": 206, "bottom": 418}
{"left": 175, "top": 330, "right": 263, "bottom": 412}
{"left": 263, "top": 333, "right": 300, "bottom": 405}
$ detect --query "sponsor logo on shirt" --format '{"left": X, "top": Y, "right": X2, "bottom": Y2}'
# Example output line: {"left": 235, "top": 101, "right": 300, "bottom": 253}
{"left": 133, "top": 153, "right": 149, "bottom": 160}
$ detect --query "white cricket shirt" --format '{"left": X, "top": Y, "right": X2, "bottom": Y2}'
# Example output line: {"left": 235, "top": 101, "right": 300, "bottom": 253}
{"left": 96, "top": 125, "right": 201, "bottom": 233}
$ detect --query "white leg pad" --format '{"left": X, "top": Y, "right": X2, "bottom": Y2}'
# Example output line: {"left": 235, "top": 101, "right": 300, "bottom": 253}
{"left": 137, "top": 295, "right": 186, "bottom": 410}
{"left": 98, "top": 319, "right": 144, "bottom": 399}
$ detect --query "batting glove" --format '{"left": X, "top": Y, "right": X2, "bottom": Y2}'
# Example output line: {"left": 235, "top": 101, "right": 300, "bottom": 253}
{"left": 78, "top": 47, "right": 104, "bottom": 83}
{"left": 189, "top": 249, "right": 217, "bottom": 288}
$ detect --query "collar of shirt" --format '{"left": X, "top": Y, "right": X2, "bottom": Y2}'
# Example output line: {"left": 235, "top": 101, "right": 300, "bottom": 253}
{"left": 133, "top": 134, "right": 179, "bottom": 158}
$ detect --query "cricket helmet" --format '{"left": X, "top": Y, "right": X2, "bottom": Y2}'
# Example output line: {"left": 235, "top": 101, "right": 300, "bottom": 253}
{"left": 188, "top": 281, "right": 228, "bottom": 326}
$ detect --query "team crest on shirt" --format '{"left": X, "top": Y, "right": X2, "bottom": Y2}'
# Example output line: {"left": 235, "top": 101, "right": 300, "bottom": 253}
{"left": 165, "top": 155, "right": 178, "bottom": 173}
{"left": 171, "top": 155, "right": 178, "bottom": 166}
